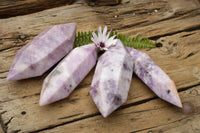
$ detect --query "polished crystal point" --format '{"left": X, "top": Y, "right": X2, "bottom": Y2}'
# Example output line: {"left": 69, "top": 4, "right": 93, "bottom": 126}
{"left": 40, "top": 44, "right": 97, "bottom": 106}
{"left": 126, "top": 47, "right": 182, "bottom": 108}
{"left": 90, "top": 40, "right": 134, "bottom": 117}
{"left": 7, "top": 23, "right": 77, "bottom": 81}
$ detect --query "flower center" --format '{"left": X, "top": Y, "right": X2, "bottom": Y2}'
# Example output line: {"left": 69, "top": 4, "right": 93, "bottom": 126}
{"left": 99, "top": 42, "right": 105, "bottom": 48}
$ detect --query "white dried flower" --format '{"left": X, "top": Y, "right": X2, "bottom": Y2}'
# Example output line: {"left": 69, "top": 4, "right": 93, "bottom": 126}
{"left": 91, "top": 26, "right": 117, "bottom": 51}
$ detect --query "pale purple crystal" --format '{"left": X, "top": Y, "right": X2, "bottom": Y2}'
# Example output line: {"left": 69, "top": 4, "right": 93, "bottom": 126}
{"left": 90, "top": 40, "right": 134, "bottom": 117}
{"left": 7, "top": 23, "right": 77, "bottom": 81}
{"left": 40, "top": 44, "right": 97, "bottom": 106}
{"left": 126, "top": 47, "right": 182, "bottom": 108}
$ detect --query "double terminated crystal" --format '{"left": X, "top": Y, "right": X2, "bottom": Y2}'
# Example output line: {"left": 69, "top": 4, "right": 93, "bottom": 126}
{"left": 7, "top": 23, "right": 77, "bottom": 81}
{"left": 40, "top": 44, "right": 97, "bottom": 106}
{"left": 90, "top": 40, "right": 134, "bottom": 117}
{"left": 126, "top": 47, "right": 182, "bottom": 108}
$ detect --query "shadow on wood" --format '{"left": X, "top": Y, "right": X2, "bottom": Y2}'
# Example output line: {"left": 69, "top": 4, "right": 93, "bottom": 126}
{"left": 88, "top": 0, "right": 121, "bottom": 6}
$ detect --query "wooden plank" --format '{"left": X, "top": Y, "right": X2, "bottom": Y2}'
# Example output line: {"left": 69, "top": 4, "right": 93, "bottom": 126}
{"left": 0, "top": 29, "right": 200, "bottom": 133}
{"left": 40, "top": 85, "right": 200, "bottom": 133}
{"left": 0, "top": 0, "right": 200, "bottom": 132}
{"left": 0, "top": 114, "right": 5, "bottom": 133}
{"left": 0, "top": 0, "right": 73, "bottom": 18}
{"left": 0, "top": 123, "right": 4, "bottom": 133}
{"left": 0, "top": 127, "right": 4, "bottom": 133}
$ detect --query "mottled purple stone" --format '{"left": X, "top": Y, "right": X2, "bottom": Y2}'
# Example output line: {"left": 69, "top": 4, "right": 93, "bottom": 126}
{"left": 40, "top": 44, "right": 97, "bottom": 106}
{"left": 126, "top": 47, "right": 182, "bottom": 108}
{"left": 7, "top": 23, "right": 77, "bottom": 81}
{"left": 90, "top": 40, "right": 134, "bottom": 117}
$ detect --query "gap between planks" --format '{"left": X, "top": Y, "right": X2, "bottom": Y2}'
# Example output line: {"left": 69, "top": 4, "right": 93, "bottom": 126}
{"left": 0, "top": 115, "right": 6, "bottom": 133}
{"left": 28, "top": 83, "right": 200, "bottom": 133}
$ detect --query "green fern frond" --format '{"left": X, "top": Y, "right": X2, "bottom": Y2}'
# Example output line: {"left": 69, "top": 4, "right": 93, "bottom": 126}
{"left": 74, "top": 31, "right": 156, "bottom": 49}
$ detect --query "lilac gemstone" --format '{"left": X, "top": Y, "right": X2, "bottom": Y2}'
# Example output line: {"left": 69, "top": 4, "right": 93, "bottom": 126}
{"left": 40, "top": 44, "right": 97, "bottom": 106}
{"left": 7, "top": 23, "right": 77, "bottom": 81}
{"left": 90, "top": 40, "right": 134, "bottom": 117}
{"left": 126, "top": 47, "right": 182, "bottom": 108}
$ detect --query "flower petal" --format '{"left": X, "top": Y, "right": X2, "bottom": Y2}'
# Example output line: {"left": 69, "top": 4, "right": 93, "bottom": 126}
{"left": 98, "top": 26, "right": 102, "bottom": 39}
{"left": 106, "top": 35, "right": 117, "bottom": 48}
{"left": 98, "top": 26, "right": 102, "bottom": 34}
{"left": 91, "top": 37, "right": 98, "bottom": 45}
{"left": 103, "top": 26, "right": 107, "bottom": 37}
{"left": 106, "top": 30, "right": 112, "bottom": 40}
{"left": 101, "top": 26, "right": 107, "bottom": 42}
{"left": 107, "top": 35, "right": 116, "bottom": 43}
{"left": 92, "top": 32, "right": 98, "bottom": 41}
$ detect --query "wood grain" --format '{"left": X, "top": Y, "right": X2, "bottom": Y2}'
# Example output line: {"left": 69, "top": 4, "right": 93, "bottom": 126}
{"left": 0, "top": 0, "right": 73, "bottom": 18}
{"left": 39, "top": 86, "right": 200, "bottom": 133}
{"left": 0, "top": 0, "right": 200, "bottom": 132}
{"left": 0, "top": 127, "right": 4, "bottom": 133}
